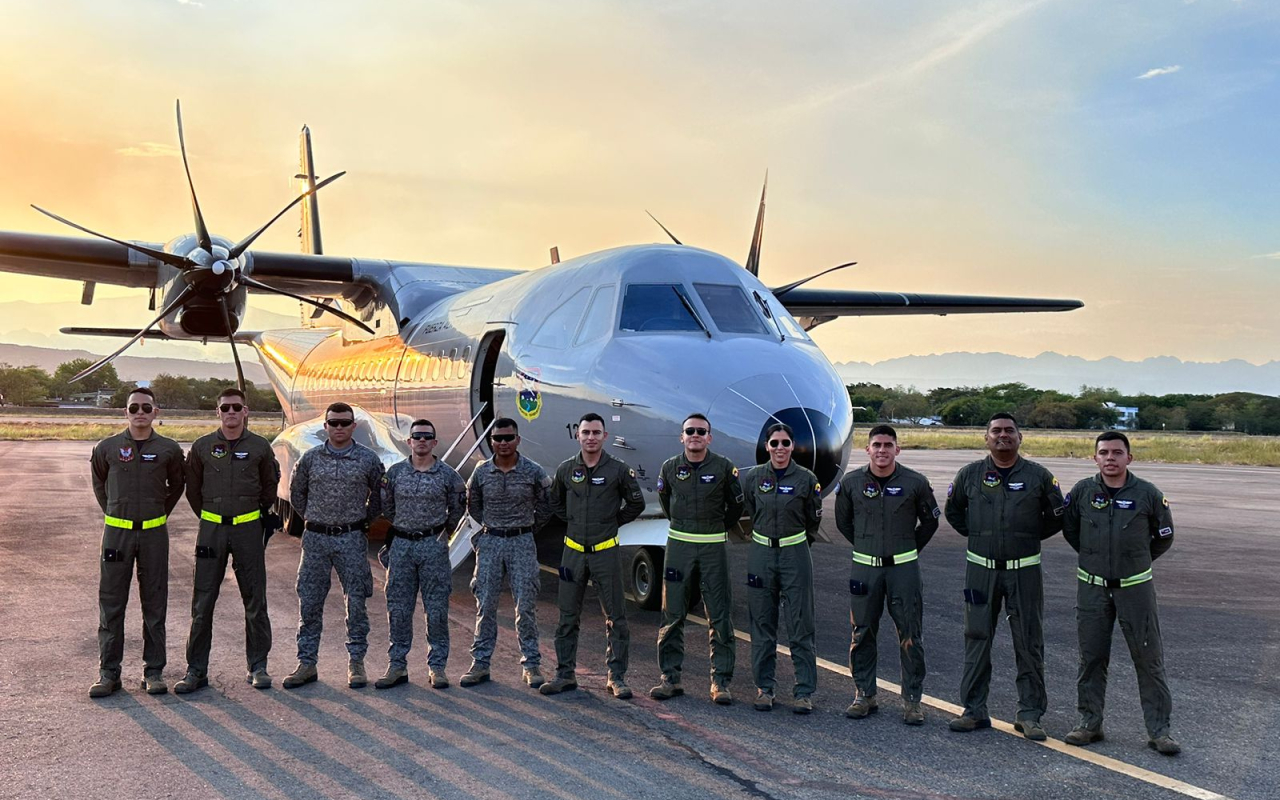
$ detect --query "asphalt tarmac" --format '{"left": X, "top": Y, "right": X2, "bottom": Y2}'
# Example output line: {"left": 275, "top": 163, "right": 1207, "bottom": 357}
{"left": 0, "top": 442, "right": 1274, "bottom": 800}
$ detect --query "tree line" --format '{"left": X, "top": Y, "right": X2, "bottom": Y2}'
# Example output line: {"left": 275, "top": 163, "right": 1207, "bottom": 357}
{"left": 0, "top": 359, "right": 282, "bottom": 412}
{"left": 847, "top": 382, "right": 1280, "bottom": 435}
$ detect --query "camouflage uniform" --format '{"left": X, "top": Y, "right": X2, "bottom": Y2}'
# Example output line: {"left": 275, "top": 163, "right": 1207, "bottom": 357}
{"left": 466, "top": 454, "right": 552, "bottom": 670}
{"left": 549, "top": 452, "right": 646, "bottom": 682}
{"left": 290, "top": 442, "right": 385, "bottom": 665}
{"left": 834, "top": 464, "right": 940, "bottom": 704}
{"left": 381, "top": 458, "right": 466, "bottom": 672}
{"left": 1063, "top": 472, "right": 1175, "bottom": 740}
{"left": 945, "top": 456, "right": 1065, "bottom": 726}
{"left": 183, "top": 429, "right": 280, "bottom": 676}
{"left": 90, "top": 430, "right": 185, "bottom": 682}
{"left": 740, "top": 462, "right": 823, "bottom": 699}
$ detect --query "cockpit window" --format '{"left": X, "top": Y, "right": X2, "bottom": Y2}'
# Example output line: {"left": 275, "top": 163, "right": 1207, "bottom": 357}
{"left": 574, "top": 284, "right": 616, "bottom": 346}
{"left": 693, "top": 283, "right": 770, "bottom": 334}
{"left": 531, "top": 287, "right": 591, "bottom": 349}
{"left": 619, "top": 284, "right": 702, "bottom": 332}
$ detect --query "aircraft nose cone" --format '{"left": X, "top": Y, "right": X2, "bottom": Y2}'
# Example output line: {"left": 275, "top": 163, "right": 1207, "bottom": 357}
{"left": 756, "top": 407, "right": 844, "bottom": 491}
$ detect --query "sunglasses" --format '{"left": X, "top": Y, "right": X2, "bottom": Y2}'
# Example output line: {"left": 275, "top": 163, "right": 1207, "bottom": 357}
{"left": 490, "top": 433, "right": 517, "bottom": 443}
{"left": 683, "top": 427, "right": 709, "bottom": 436}
{"left": 127, "top": 403, "right": 154, "bottom": 414}
{"left": 218, "top": 403, "right": 244, "bottom": 413}
{"left": 409, "top": 431, "right": 436, "bottom": 441}
{"left": 325, "top": 418, "right": 355, "bottom": 428}
{"left": 768, "top": 439, "right": 792, "bottom": 448}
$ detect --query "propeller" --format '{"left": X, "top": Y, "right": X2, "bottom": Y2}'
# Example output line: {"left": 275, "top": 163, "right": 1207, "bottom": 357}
{"left": 35, "top": 100, "right": 362, "bottom": 386}
{"left": 743, "top": 171, "right": 767, "bottom": 276}
{"left": 645, "top": 210, "right": 683, "bottom": 245}
{"left": 771, "top": 260, "right": 859, "bottom": 297}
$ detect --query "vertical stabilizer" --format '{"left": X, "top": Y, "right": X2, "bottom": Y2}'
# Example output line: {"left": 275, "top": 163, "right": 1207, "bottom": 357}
{"left": 296, "top": 125, "right": 323, "bottom": 255}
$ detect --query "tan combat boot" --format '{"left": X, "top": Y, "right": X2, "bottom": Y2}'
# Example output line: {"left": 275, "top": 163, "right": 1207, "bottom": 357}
{"left": 283, "top": 662, "right": 318, "bottom": 689}
{"left": 649, "top": 676, "right": 684, "bottom": 700}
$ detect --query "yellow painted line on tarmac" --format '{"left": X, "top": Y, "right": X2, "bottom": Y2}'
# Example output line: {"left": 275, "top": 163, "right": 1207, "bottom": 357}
{"left": 683, "top": 613, "right": 1234, "bottom": 800}
{"left": 535, "top": 563, "right": 1232, "bottom": 799}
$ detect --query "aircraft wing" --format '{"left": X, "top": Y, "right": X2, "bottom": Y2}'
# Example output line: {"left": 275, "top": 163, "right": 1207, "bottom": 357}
{"left": 776, "top": 288, "right": 1082, "bottom": 327}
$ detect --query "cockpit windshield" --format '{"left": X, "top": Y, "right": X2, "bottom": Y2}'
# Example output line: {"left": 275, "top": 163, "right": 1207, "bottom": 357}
{"left": 693, "top": 283, "right": 770, "bottom": 335}
{"left": 619, "top": 284, "right": 703, "bottom": 332}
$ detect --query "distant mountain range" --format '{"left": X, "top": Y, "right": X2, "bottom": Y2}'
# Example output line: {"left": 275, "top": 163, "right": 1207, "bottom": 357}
{"left": 833, "top": 352, "right": 1280, "bottom": 396}
{"left": 0, "top": 297, "right": 298, "bottom": 362}
{"left": 0, "top": 342, "right": 268, "bottom": 384}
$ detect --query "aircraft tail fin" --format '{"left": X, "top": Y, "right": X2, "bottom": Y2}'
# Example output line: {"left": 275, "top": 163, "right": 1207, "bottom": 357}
{"left": 296, "top": 125, "right": 323, "bottom": 255}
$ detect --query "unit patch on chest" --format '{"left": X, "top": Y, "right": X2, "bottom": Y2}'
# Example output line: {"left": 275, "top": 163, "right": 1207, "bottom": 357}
{"left": 212, "top": 443, "right": 228, "bottom": 459}
{"left": 982, "top": 471, "right": 1001, "bottom": 488}
{"left": 118, "top": 447, "right": 134, "bottom": 463}
{"left": 1090, "top": 492, "right": 1110, "bottom": 510}
{"left": 571, "top": 468, "right": 586, "bottom": 484}
{"left": 862, "top": 483, "right": 880, "bottom": 498}
{"left": 675, "top": 465, "right": 692, "bottom": 481}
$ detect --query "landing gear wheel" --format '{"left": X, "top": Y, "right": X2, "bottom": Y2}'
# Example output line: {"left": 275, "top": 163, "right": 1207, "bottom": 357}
{"left": 631, "top": 546, "right": 664, "bottom": 611}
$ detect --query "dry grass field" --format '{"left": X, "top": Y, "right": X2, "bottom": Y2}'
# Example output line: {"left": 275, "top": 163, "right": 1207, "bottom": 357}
{"left": 897, "top": 427, "right": 1280, "bottom": 466}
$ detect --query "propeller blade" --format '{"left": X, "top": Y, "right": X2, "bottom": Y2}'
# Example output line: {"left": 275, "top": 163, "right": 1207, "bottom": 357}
{"left": 218, "top": 294, "right": 246, "bottom": 392}
{"left": 771, "top": 260, "right": 858, "bottom": 298}
{"left": 175, "top": 100, "right": 213, "bottom": 253}
{"left": 69, "top": 284, "right": 195, "bottom": 384}
{"left": 30, "top": 206, "right": 191, "bottom": 269}
{"left": 228, "top": 171, "right": 346, "bottom": 258}
{"left": 744, "top": 171, "right": 768, "bottom": 277}
{"left": 645, "top": 211, "right": 683, "bottom": 245}
{"left": 240, "top": 275, "right": 376, "bottom": 334}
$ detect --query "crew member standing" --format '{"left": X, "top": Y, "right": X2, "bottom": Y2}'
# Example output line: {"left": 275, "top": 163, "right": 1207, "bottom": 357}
{"left": 945, "top": 412, "right": 1065, "bottom": 740}
{"left": 834, "top": 424, "right": 940, "bottom": 725}
{"left": 176, "top": 387, "right": 281, "bottom": 693}
{"left": 284, "top": 402, "right": 385, "bottom": 689}
{"left": 375, "top": 419, "right": 466, "bottom": 690}
{"left": 740, "top": 422, "right": 822, "bottom": 714}
{"left": 650, "top": 414, "right": 744, "bottom": 705}
{"left": 1063, "top": 431, "right": 1180, "bottom": 755}
{"left": 540, "top": 412, "right": 645, "bottom": 698}
{"left": 88, "top": 387, "right": 185, "bottom": 697}
{"left": 461, "top": 418, "right": 552, "bottom": 689}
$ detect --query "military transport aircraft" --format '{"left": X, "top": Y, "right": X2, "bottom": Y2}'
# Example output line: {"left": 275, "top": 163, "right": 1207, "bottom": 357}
{"left": 0, "top": 104, "right": 1082, "bottom": 608}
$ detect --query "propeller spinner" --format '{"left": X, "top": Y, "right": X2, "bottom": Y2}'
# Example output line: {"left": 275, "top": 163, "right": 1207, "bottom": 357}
{"left": 33, "top": 100, "right": 372, "bottom": 391}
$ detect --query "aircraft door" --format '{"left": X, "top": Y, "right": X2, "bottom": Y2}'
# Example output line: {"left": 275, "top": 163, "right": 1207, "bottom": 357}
{"left": 471, "top": 330, "right": 506, "bottom": 455}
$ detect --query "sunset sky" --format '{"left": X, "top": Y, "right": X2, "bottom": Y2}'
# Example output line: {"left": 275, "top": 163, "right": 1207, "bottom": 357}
{"left": 1, "top": 0, "right": 1277, "bottom": 366}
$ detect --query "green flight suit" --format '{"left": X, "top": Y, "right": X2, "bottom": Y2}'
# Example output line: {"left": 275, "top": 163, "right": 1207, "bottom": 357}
{"left": 945, "top": 455, "right": 1064, "bottom": 724}
{"left": 834, "top": 463, "right": 940, "bottom": 703}
{"left": 655, "top": 451, "right": 745, "bottom": 687}
{"left": 740, "top": 462, "right": 822, "bottom": 699}
{"left": 183, "top": 429, "right": 281, "bottom": 676}
{"left": 1063, "top": 472, "right": 1175, "bottom": 739}
{"left": 549, "top": 451, "right": 645, "bottom": 681}
{"left": 89, "top": 430, "right": 186, "bottom": 681}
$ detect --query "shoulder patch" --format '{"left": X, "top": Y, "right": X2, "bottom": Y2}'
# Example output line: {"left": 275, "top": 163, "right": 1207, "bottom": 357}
{"left": 629, "top": 468, "right": 636, "bottom": 478}
{"left": 814, "top": 483, "right": 821, "bottom": 494}
{"left": 946, "top": 482, "right": 954, "bottom": 498}
{"left": 1162, "top": 495, "right": 1170, "bottom": 508}
{"left": 1157, "top": 526, "right": 1173, "bottom": 538}
{"left": 731, "top": 466, "right": 739, "bottom": 478}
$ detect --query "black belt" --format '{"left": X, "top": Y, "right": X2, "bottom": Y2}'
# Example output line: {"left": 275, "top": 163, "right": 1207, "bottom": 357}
{"left": 390, "top": 524, "right": 448, "bottom": 540}
{"left": 484, "top": 526, "right": 534, "bottom": 538}
{"left": 304, "top": 521, "right": 365, "bottom": 536}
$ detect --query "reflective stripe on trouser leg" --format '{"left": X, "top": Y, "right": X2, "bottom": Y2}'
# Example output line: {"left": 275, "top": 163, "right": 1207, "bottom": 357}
{"left": 1115, "top": 580, "right": 1173, "bottom": 738}
{"left": 1005, "top": 564, "right": 1047, "bottom": 723}
{"left": 883, "top": 562, "right": 926, "bottom": 703}
{"left": 959, "top": 561, "right": 1001, "bottom": 719}
{"left": 780, "top": 543, "right": 817, "bottom": 698}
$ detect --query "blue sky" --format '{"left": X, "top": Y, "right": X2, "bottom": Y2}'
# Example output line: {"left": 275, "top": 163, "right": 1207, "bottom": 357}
{"left": 0, "top": 0, "right": 1276, "bottom": 365}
